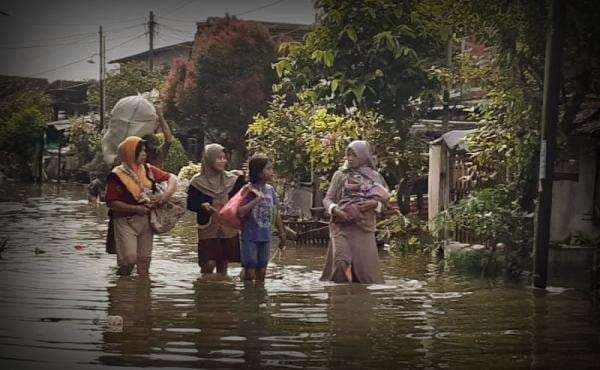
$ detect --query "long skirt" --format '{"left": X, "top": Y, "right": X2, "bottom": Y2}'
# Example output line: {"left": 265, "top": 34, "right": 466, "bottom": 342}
{"left": 197, "top": 234, "right": 240, "bottom": 267}
{"left": 320, "top": 223, "right": 384, "bottom": 284}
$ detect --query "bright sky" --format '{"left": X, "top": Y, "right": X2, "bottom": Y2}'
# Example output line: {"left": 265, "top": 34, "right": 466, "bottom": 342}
{"left": 0, "top": 0, "right": 315, "bottom": 82}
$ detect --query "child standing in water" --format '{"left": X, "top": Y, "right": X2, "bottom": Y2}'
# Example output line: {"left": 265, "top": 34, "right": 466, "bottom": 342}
{"left": 238, "top": 154, "right": 287, "bottom": 282}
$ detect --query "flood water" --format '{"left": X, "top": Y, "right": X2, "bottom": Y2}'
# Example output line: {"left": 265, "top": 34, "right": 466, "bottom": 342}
{"left": 0, "top": 183, "right": 599, "bottom": 370}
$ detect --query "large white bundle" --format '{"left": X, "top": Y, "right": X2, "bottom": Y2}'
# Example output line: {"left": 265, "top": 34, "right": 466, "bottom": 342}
{"left": 101, "top": 94, "right": 158, "bottom": 165}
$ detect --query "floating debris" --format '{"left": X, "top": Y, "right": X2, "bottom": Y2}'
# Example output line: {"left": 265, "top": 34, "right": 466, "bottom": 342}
{"left": 0, "top": 239, "right": 7, "bottom": 259}
{"left": 106, "top": 315, "right": 123, "bottom": 333}
{"left": 34, "top": 247, "right": 46, "bottom": 255}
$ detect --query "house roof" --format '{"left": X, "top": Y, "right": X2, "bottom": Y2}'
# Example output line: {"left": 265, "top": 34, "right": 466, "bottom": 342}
{"left": 109, "top": 19, "right": 311, "bottom": 65}
{"left": 108, "top": 42, "right": 193, "bottom": 64}
{"left": 46, "top": 119, "right": 71, "bottom": 131}
{"left": 430, "top": 129, "right": 476, "bottom": 151}
{"left": 0, "top": 75, "right": 48, "bottom": 101}
{"left": 198, "top": 17, "right": 312, "bottom": 41}
{"left": 409, "top": 119, "right": 479, "bottom": 137}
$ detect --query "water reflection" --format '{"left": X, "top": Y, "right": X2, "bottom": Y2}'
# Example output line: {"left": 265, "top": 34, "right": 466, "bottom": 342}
{"left": 101, "top": 277, "right": 153, "bottom": 366}
{"left": 0, "top": 183, "right": 599, "bottom": 369}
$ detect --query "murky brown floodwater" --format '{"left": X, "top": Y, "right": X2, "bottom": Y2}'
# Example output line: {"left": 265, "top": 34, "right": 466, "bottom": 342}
{"left": 0, "top": 182, "right": 599, "bottom": 370}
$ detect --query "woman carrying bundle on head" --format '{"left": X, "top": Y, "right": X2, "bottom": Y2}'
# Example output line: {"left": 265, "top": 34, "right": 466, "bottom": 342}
{"left": 105, "top": 136, "right": 178, "bottom": 277}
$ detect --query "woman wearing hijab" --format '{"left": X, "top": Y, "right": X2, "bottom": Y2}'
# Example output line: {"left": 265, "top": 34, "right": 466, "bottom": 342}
{"left": 105, "top": 136, "right": 178, "bottom": 277}
{"left": 187, "top": 144, "right": 246, "bottom": 274}
{"left": 321, "top": 140, "right": 390, "bottom": 284}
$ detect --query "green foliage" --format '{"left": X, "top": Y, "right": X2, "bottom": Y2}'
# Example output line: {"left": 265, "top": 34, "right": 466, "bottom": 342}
{"left": 569, "top": 232, "right": 600, "bottom": 248}
{"left": 0, "top": 90, "right": 51, "bottom": 123}
{"left": 269, "top": 0, "right": 444, "bottom": 182}
{"left": 88, "top": 62, "right": 165, "bottom": 115}
{"left": 377, "top": 212, "right": 428, "bottom": 250}
{"left": 246, "top": 96, "right": 313, "bottom": 182}
{"left": 446, "top": 249, "right": 503, "bottom": 277}
{"left": 0, "top": 107, "right": 45, "bottom": 154}
{"left": 177, "top": 162, "right": 201, "bottom": 181}
{"left": 155, "top": 133, "right": 189, "bottom": 175}
{"left": 0, "top": 90, "right": 51, "bottom": 180}
{"left": 247, "top": 96, "right": 428, "bottom": 185}
{"left": 442, "top": 49, "right": 541, "bottom": 200}
{"left": 0, "top": 107, "right": 46, "bottom": 179}
{"left": 274, "top": 0, "right": 444, "bottom": 119}
{"left": 440, "top": 0, "right": 600, "bottom": 211}
{"left": 429, "top": 185, "right": 531, "bottom": 247}
{"left": 68, "top": 117, "right": 101, "bottom": 166}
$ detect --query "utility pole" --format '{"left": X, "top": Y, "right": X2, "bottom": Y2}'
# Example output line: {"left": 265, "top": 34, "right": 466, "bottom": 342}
{"left": 99, "top": 25, "right": 105, "bottom": 132}
{"left": 533, "top": 0, "right": 565, "bottom": 289}
{"left": 148, "top": 11, "right": 156, "bottom": 71}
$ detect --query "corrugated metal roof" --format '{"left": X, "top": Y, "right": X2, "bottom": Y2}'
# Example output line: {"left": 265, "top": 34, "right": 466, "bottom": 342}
{"left": 46, "top": 119, "right": 71, "bottom": 131}
{"left": 430, "top": 129, "right": 476, "bottom": 151}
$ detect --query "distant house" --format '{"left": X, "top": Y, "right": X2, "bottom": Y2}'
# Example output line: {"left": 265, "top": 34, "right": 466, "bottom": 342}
{"left": 0, "top": 75, "right": 89, "bottom": 119}
{"left": 108, "top": 42, "right": 193, "bottom": 72}
{"left": 550, "top": 98, "right": 600, "bottom": 242}
{"left": 427, "top": 103, "right": 600, "bottom": 244}
{"left": 427, "top": 129, "right": 477, "bottom": 222}
{"left": 0, "top": 75, "right": 48, "bottom": 103}
{"left": 196, "top": 17, "right": 311, "bottom": 43}
{"left": 47, "top": 80, "right": 89, "bottom": 119}
{"left": 108, "top": 18, "right": 311, "bottom": 71}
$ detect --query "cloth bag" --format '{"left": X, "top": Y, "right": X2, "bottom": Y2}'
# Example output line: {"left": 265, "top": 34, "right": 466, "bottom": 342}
{"left": 218, "top": 187, "right": 249, "bottom": 230}
{"left": 149, "top": 182, "right": 187, "bottom": 234}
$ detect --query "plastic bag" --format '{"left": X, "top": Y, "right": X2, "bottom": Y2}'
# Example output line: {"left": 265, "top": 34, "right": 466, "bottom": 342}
{"left": 102, "top": 94, "right": 159, "bottom": 165}
{"left": 218, "top": 187, "right": 249, "bottom": 230}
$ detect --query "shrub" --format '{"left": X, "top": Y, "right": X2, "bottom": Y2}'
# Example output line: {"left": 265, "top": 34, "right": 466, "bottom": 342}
{"left": 155, "top": 133, "right": 189, "bottom": 174}
{"left": 69, "top": 117, "right": 101, "bottom": 166}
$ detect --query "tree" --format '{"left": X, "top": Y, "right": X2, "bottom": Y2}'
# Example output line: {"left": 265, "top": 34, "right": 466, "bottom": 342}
{"left": 0, "top": 107, "right": 47, "bottom": 180}
{"left": 247, "top": 95, "right": 427, "bottom": 186}
{"left": 441, "top": 0, "right": 600, "bottom": 211}
{"left": 69, "top": 116, "right": 101, "bottom": 166}
{"left": 162, "top": 17, "right": 277, "bottom": 163}
{"left": 155, "top": 133, "right": 189, "bottom": 175}
{"left": 0, "top": 90, "right": 51, "bottom": 180}
{"left": 269, "top": 0, "right": 445, "bottom": 182}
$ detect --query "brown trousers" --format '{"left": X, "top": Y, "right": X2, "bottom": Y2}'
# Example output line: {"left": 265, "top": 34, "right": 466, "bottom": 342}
{"left": 114, "top": 214, "right": 154, "bottom": 269}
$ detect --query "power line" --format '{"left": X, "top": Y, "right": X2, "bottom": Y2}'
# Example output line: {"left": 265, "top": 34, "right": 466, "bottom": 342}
{"left": 162, "top": 0, "right": 197, "bottom": 17}
{"left": 0, "top": 23, "right": 145, "bottom": 50}
{"left": 159, "top": 23, "right": 194, "bottom": 36}
{"left": 27, "top": 53, "right": 96, "bottom": 77}
{"left": 26, "top": 32, "right": 147, "bottom": 78}
{"left": 156, "top": 0, "right": 290, "bottom": 23}
{"left": 156, "top": 33, "right": 193, "bottom": 46}
{"left": 7, "top": 30, "right": 98, "bottom": 44}
{"left": 233, "top": 0, "right": 288, "bottom": 17}
{"left": 7, "top": 15, "right": 147, "bottom": 27}
{"left": 106, "top": 32, "right": 148, "bottom": 52}
{"left": 156, "top": 15, "right": 198, "bottom": 24}
{"left": 0, "top": 35, "right": 98, "bottom": 50}
{"left": 159, "top": 31, "right": 193, "bottom": 42}
{"left": 4, "top": 29, "right": 142, "bottom": 80}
